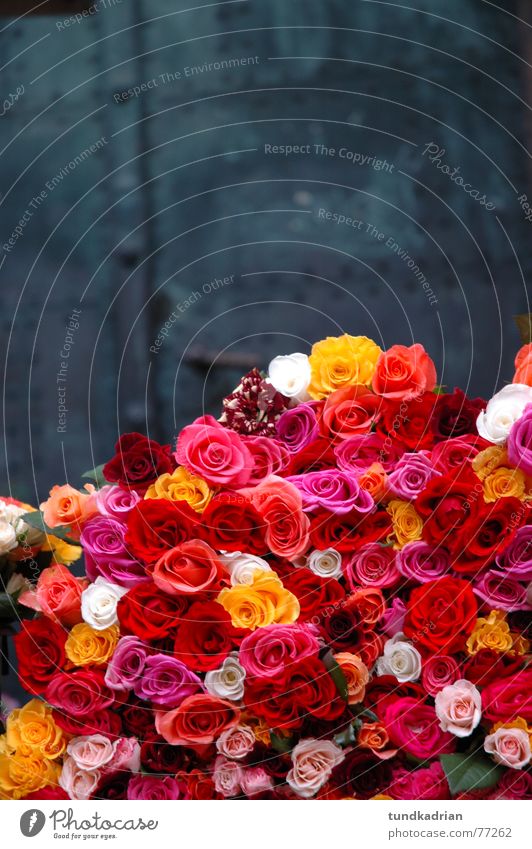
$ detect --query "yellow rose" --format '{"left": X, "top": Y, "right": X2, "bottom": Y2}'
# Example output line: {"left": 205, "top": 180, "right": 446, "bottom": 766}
{"left": 308, "top": 334, "right": 382, "bottom": 399}
{"left": 386, "top": 499, "right": 423, "bottom": 548}
{"left": 65, "top": 622, "right": 119, "bottom": 666}
{"left": 42, "top": 534, "right": 83, "bottom": 565}
{"left": 5, "top": 700, "right": 67, "bottom": 760}
{"left": 145, "top": 466, "right": 213, "bottom": 512}
{"left": 511, "top": 633, "right": 530, "bottom": 656}
{"left": 472, "top": 445, "right": 506, "bottom": 480}
{"left": 217, "top": 571, "right": 299, "bottom": 630}
{"left": 466, "top": 610, "right": 513, "bottom": 655}
{"left": 0, "top": 746, "right": 61, "bottom": 799}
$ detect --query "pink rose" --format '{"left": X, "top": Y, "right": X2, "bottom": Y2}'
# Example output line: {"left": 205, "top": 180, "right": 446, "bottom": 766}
{"left": 381, "top": 597, "right": 407, "bottom": 637}
{"left": 66, "top": 734, "right": 114, "bottom": 771}
{"left": 421, "top": 655, "right": 460, "bottom": 697}
{"left": 387, "top": 451, "right": 440, "bottom": 500}
{"left": 239, "top": 623, "right": 319, "bottom": 678}
{"left": 287, "top": 738, "right": 345, "bottom": 799}
{"left": 243, "top": 435, "right": 289, "bottom": 484}
{"left": 175, "top": 415, "right": 253, "bottom": 487}
{"left": 288, "top": 469, "right": 374, "bottom": 514}
{"left": 388, "top": 762, "right": 450, "bottom": 800}
{"left": 435, "top": 679, "right": 482, "bottom": 737}
{"left": 59, "top": 756, "right": 101, "bottom": 800}
{"left": 213, "top": 755, "right": 243, "bottom": 797}
{"left": 108, "top": 736, "right": 141, "bottom": 772}
{"left": 95, "top": 485, "right": 141, "bottom": 522}
{"left": 484, "top": 726, "right": 531, "bottom": 769}
{"left": 216, "top": 724, "right": 256, "bottom": 760}
{"left": 127, "top": 775, "right": 182, "bottom": 800}
{"left": 385, "top": 697, "right": 455, "bottom": 760}
{"left": 240, "top": 766, "right": 274, "bottom": 798}
{"left": 19, "top": 564, "right": 87, "bottom": 626}
{"left": 344, "top": 543, "right": 400, "bottom": 590}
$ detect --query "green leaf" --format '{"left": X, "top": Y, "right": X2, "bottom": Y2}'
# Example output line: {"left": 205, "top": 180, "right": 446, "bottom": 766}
{"left": 269, "top": 730, "right": 293, "bottom": 754}
{"left": 334, "top": 723, "right": 358, "bottom": 748}
{"left": 433, "top": 385, "right": 447, "bottom": 395}
{"left": 20, "top": 511, "right": 77, "bottom": 544}
{"left": 440, "top": 753, "right": 503, "bottom": 796}
{"left": 321, "top": 649, "right": 349, "bottom": 702}
{"left": 81, "top": 463, "right": 108, "bottom": 488}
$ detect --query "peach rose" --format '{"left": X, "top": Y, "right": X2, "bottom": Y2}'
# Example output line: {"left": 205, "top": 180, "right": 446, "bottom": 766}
{"left": 59, "top": 756, "right": 100, "bottom": 800}
{"left": 372, "top": 343, "right": 437, "bottom": 400}
{"left": 40, "top": 483, "right": 97, "bottom": 538}
{"left": 287, "top": 738, "right": 344, "bottom": 798}
{"left": 358, "top": 462, "right": 388, "bottom": 502}
{"left": 334, "top": 652, "right": 369, "bottom": 704}
{"left": 19, "top": 563, "right": 88, "bottom": 626}
{"left": 435, "top": 679, "right": 482, "bottom": 738}
{"left": 67, "top": 734, "right": 114, "bottom": 771}
{"left": 484, "top": 724, "right": 531, "bottom": 769}
{"left": 358, "top": 722, "right": 398, "bottom": 760}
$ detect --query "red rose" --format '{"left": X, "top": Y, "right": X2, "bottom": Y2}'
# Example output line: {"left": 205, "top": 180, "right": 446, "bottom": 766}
{"left": 309, "top": 507, "right": 391, "bottom": 553}
{"left": 24, "top": 786, "right": 70, "bottom": 801}
{"left": 117, "top": 581, "right": 190, "bottom": 641}
{"left": 155, "top": 694, "right": 240, "bottom": 744}
{"left": 103, "top": 432, "right": 174, "bottom": 493}
{"left": 453, "top": 497, "right": 525, "bottom": 574}
{"left": 140, "top": 735, "right": 190, "bottom": 773}
{"left": 281, "top": 437, "right": 337, "bottom": 476}
{"left": 201, "top": 493, "right": 267, "bottom": 555}
{"left": 241, "top": 476, "right": 310, "bottom": 559}
{"left": 274, "top": 562, "right": 345, "bottom": 621}
{"left": 332, "top": 749, "right": 393, "bottom": 799}
{"left": 45, "top": 669, "right": 115, "bottom": 716}
{"left": 376, "top": 392, "right": 438, "bottom": 451}
{"left": 321, "top": 384, "right": 382, "bottom": 441}
{"left": 415, "top": 466, "right": 483, "bottom": 554}
{"left": 461, "top": 650, "right": 523, "bottom": 688}
{"left": 481, "top": 669, "right": 532, "bottom": 722}
{"left": 153, "top": 539, "right": 224, "bottom": 596}
{"left": 126, "top": 498, "right": 200, "bottom": 566}
{"left": 431, "top": 388, "right": 486, "bottom": 441}
{"left": 120, "top": 695, "right": 157, "bottom": 739}
{"left": 181, "top": 769, "right": 221, "bottom": 800}
{"left": 173, "top": 600, "right": 244, "bottom": 672}
{"left": 403, "top": 577, "right": 478, "bottom": 656}
{"left": 14, "top": 619, "right": 67, "bottom": 695}
{"left": 364, "top": 676, "right": 426, "bottom": 719}
{"left": 53, "top": 709, "right": 123, "bottom": 738}
{"left": 431, "top": 434, "right": 489, "bottom": 473}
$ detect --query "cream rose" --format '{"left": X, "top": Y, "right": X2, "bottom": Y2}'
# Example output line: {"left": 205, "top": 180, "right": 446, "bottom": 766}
{"left": 307, "top": 548, "right": 343, "bottom": 579}
{"left": 268, "top": 352, "right": 311, "bottom": 400}
{"left": 219, "top": 551, "right": 272, "bottom": 586}
{"left": 0, "top": 520, "right": 17, "bottom": 555}
{"left": 59, "top": 756, "right": 101, "bottom": 800}
{"left": 67, "top": 734, "right": 114, "bottom": 771}
{"left": 81, "top": 576, "right": 127, "bottom": 630}
{"left": 216, "top": 724, "right": 256, "bottom": 760}
{"left": 204, "top": 653, "right": 246, "bottom": 701}
{"left": 477, "top": 384, "right": 532, "bottom": 444}
{"left": 434, "top": 679, "right": 482, "bottom": 738}
{"left": 484, "top": 726, "right": 531, "bottom": 769}
{"left": 287, "top": 738, "right": 344, "bottom": 799}
{"left": 375, "top": 633, "right": 422, "bottom": 683}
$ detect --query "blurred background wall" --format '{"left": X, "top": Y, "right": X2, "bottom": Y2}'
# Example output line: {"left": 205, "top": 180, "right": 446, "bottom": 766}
{"left": 0, "top": 0, "right": 531, "bottom": 505}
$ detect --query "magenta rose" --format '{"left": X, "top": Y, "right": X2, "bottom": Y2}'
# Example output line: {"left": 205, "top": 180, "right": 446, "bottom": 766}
{"left": 396, "top": 541, "right": 450, "bottom": 584}
{"left": 276, "top": 404, "right": 319, "bottom": 454}
{"left": 81, "top": 516, "right": 147, "bottom": 588}
{"left": 421, "top": 655, "right": 460, "bottom": 697}
{"left": 343, "top": 543, "right": 400, "bottom": 590}
{"left": 507, "top": 403, "right": 532, "bottom": 475}
{"left": 133, "top": 654, "right": 203, "bottom": 706}
{"left": 127, "top": 775, "right": 182, "bottom": 800}
{"left": 335, "top": 433, "right": 404, "bottom": 474}
{"left": 387, "top": 451, "right": 440, "bottom": 500}
{"left": 496, "top": 525, "right": 532, "bottom": 581}
{"left": 473, "top": 570, "right": 529, "bottom": 612}
{"left": 45, "top": 670, "right": 115, "bottom": 717}
{"left": 175, "top": 414, "right": 253, "bottom": 487}
{"left": 104, "top": 636, "right": 151, "bottom": 691}
{"left": 287, "top": 469, "right": 374, "bottom": 514}
{"left": 381, "top": 597, "right": 407, "bottom": 636}
{"left": 239, "top": 623, "right": 319, "bottom": 678}
{"left": 388, "top": 762, "right": 450, "bottom": 800}
{"left": 384, "top": 697, "right": 455, "bottom": 759}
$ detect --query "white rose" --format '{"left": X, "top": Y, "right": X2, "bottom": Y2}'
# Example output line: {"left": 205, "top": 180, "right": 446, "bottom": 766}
{"left": 0, "top": 520, "right": 18, "bottom": 555}
{"left": 477, "top": 383, "right": 532, "bottom": 444}
{"left": 268, "top": 352, "right": 311, "bottom": 400}
{"left": 376, "top": 633, "right": 422, "bottom": 682}
{"left": 81, "top": 577, "right": 127, "bottom": 630}
{"left": 219, "top": 551, "right": 272, "bottom": 586}
{"left": 307, "top": 548, "right": 343, "bottom": 579}
{"left": 287, "top": 738, "right": 345, "bottom": 799}
{"left": 204, "top": 653, "right": 246, "bottom": 701}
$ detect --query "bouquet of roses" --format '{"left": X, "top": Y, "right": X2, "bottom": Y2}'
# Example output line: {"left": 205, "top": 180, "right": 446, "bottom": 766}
{"left": 1, "top": 334, "right": 531, "bottom": 801}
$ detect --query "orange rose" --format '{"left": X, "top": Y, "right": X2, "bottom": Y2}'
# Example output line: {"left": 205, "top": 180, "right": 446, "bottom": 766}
{"left": 321, "top": 384, "right": 382, "bottom": 441}
{"left": 40, "top": 484, "right": 98, "bottom": 538}
{"left": 241, "top": 476, "right": 310, "bottom": 559}
{"left": 155, "top": 694, "right": 240, "bottom": 745}
{"left": 372, "top": 343, "right": 437, "bottom": 400}
{"left": 358, "top": 722, "right": 397, "bottom": 760}
{"left": 514, "top": 343, "right": 532, "bottom": 385}
{"left": 358, "top": 462, "right": 387, "bottom": 502}
{"left": 18, "top": 564, "right": 87, "bottom": 626}
{"left": 334, "top": 652, "right": 369, "bottom": 704}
